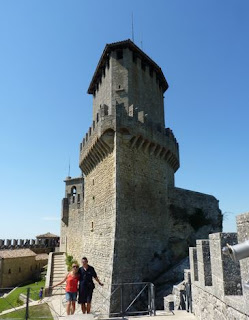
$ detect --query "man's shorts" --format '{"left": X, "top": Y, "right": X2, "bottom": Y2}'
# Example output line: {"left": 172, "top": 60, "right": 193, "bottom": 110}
{"left": 78, "top": 289, "right": 93, "bottom": 304}
{"left": 65, "top": 292, "right": 77, "bottom": 302}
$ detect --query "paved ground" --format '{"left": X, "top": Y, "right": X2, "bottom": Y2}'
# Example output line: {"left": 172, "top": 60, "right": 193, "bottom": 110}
{"left": 0, "top": 293, "right": 197, "bottom": 320}
{"left": 58, "top": 310, "right": 197, "bottom": 320}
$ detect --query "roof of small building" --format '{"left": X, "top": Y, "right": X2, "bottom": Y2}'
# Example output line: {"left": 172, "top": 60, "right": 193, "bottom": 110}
{"left": 88, "top": 39, "right": 169, "bottom": 94}
{"left": 36, "top": 232, "right": 59, "bottom": 239}
{"left": 0, "top": 249, "right": 36, "bottom": 259}
{"left": 35, "top": 253, "right": 49, "bottom": 261}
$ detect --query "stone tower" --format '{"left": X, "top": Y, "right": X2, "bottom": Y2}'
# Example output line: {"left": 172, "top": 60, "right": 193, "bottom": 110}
{"left": 60, "top": 40, "right": 222, "bottom": 312}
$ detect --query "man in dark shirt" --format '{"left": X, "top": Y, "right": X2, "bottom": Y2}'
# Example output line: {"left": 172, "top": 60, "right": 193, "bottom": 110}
{"left": 78, "top": 256, "right": 103, "bottom": 314}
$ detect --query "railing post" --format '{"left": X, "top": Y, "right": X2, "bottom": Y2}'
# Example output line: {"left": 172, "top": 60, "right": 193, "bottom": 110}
{"left": 151, "top": 283, "right": 156, "bottom": 316}
{"left": 25, "top": 287, "right": 30, "bottom": 320}
{"left": 148, "top": 283, "right": 151, "bottom": 315}
{"left": 120, "top": 284, "right": 124, "bottom": 318}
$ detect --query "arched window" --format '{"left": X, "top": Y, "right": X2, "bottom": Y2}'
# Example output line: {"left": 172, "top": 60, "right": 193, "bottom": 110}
{"left": 8, "top": 269, "right": 11, "bottom": 274}
{"left": 71, "top": 186, "right": 77, "bottom": 203}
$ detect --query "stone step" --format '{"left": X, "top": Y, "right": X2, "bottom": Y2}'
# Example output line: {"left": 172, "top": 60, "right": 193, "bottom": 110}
{"left": 52, "top": 274, "right": 66, "bottom": 278}
{"left": 51, "top": 275, "right": 66, "bottom": 279}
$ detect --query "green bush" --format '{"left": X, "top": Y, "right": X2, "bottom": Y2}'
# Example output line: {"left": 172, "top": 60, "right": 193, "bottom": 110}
{"left": 65, "top": 254, "right": 78, "bottom": 271}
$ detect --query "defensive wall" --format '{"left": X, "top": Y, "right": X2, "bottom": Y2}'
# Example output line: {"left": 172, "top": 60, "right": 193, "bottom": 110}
{"left": 0, "top": 239, "right": 58, "bottom": 254}
{"left": 186, "top": 212, "right": 249, "bottom": 320}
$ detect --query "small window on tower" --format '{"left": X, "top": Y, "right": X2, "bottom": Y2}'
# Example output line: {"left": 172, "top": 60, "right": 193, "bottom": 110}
{"left": 77, "top": 194, "right": 80, "bottom": 203}
{"left": 117, "top": 50, "right": 123, "bottom": 60}
{"left": 71, "top": 186, "right": 77, "bottom": 204}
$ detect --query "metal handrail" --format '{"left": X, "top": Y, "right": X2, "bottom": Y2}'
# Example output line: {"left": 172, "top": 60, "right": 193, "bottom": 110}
{"left": 94, "top": 282, "right": 156, "bottom": 317}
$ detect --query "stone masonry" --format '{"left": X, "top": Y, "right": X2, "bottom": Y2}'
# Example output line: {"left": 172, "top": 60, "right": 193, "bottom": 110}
{"left": 60, "top": 39, "right": 222, "bottom": 314}
{"left": 183, "top": 213, "right": 249, "bottom": 320}
{"left": 0, "top": 249, "right": 47, "bottom": 288}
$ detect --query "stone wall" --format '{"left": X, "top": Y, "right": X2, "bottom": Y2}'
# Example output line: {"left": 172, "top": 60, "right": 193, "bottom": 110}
{"left": 91, "top": 44, "right": 165, "bottom": 128}
{"left": 187, "top": 214, "right": 249, "bottom": 320}
{"left": 0, "top": 238, "right": 58, "bottom": 250}
{"left": 236, "top": 213, "right": 249, "bottom": 316}
{"left": 92, "top": 55, "right": 112, "bottom": 121}
{"left": 0, "top": 256, "right": 38, "bottom": 288}
{"left": 168, "top": 187, "right": 222, "bottom": 258}
{"left": 81, "top": 150, "right": 116, "bottom": 314}
{"left": 60, "top": 176, "right": 84, "bottom": 260}
{"left": 113, "top": 130, "right": 173, "bottom": 284}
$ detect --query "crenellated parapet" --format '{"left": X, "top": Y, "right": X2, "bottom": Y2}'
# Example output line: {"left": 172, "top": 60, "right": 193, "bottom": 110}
{"left": 0, "top": 238, "right": 59, "bottom": 250}
{"left": 79, "top": 103, "right": 179, "bottom": 175}
{"left": 190, "top": 233, "right": 242, "bottom": 299}
{"left": 186, "top": 230, "right": 249, "bottom": 319}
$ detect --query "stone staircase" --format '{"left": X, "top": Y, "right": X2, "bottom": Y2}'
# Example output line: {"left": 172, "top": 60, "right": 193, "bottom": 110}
{"left": 49, "top": 252, "right": 67, "bottom": 295}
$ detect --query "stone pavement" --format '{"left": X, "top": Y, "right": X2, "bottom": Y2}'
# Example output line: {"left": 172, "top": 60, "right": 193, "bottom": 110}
{"left": 58, "top": 310, "right": 197, "bottom": 320}
{"left": 0, "top": 294, "right": 197, "bottom": 320}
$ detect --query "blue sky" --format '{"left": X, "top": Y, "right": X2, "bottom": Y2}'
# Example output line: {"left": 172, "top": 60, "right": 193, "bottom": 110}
{"left": 0, "top": 1, "right": 248, "bottom": 238}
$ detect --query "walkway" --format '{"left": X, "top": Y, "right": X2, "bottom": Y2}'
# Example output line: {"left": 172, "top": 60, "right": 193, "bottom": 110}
{"left": 58, "top": 310, "right": 197, "bottom": 319}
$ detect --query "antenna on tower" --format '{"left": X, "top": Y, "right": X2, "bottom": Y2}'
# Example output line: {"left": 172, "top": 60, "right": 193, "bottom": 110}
{"left": 68, "top": 157, "right": 71, "bottom": 177}
{"left": 141, "top": 32, "right": 143, "bottom": 50}
{"left": 131, "top": 12, "right": 134, "bottom": 42}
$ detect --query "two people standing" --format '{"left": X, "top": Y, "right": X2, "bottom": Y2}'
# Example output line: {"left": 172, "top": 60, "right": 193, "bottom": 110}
{"left": 52, "top": 257, "right": 103, "bottom": 315}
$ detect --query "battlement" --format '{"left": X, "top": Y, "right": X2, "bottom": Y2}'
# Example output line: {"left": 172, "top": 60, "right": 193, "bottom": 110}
{"left": 79, "top": 103, "right": 179, "bottom": 175}
{"left": 0, "top": 238, "right": 59, "bottom": 250}
{"left": 187, "top": 212, "right": 249, "bottom": 319}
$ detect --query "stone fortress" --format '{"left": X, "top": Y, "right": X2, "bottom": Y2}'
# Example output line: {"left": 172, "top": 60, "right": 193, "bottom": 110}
{"left": 60, "top": 39, "right": 222, "bottom": 312}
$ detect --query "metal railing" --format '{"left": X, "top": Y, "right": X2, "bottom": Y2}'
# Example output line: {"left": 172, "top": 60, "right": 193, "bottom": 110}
{"left": 111, "top": 282, "right": 156, "bottom": 317}
{"left": 93, "top": 282, "right": 156, "bottom": 317}
{"left": 0, "top": 282, "right": 156, "bottom": 319}
{"left": 0, "top": 286, "right": 53, "bottom": 319}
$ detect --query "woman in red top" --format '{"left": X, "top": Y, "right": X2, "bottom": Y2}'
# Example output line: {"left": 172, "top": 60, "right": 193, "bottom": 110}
{"left": 52, "top": 264, "right": 80, "bottom": 315}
